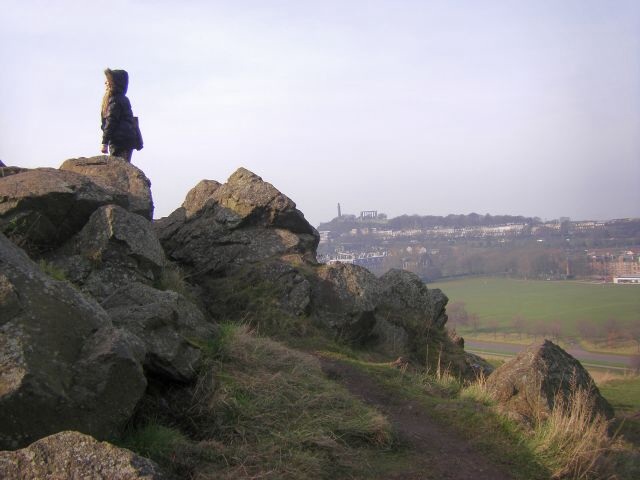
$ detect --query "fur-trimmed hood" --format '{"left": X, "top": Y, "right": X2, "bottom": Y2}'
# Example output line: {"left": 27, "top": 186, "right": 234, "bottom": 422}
{"left": 104, "top": 68, "right": 129, "bottom": 95}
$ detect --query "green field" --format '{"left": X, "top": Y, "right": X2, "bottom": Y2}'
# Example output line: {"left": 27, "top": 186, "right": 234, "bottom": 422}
{"left": 428, "top": 277, "right": 640, "bottom": 336}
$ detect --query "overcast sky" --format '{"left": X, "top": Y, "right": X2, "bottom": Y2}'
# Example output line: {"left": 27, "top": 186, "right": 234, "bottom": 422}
{"left": 1, "top": 0, "right": 639, "bottom": 226}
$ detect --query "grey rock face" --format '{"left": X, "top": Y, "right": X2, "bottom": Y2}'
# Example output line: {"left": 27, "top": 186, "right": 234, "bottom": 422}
{"left": 377, "top": 269, "right": 449, "bottom": 331}
{"left": 310, "top": 263, "right": 381, "bottom": 344}
{"left": 0, "top": 168, "right": 120, "bottom": 254}
{"left": 212, "top": 168, "right": 317, "bottom": 235}
{"left": 182, "top": 179, "right": 221, "bottom": 217}
{"left": 157, "top": 168, "right": 319, "bottom": 276}
{"left": 0, "top": 431, "right": 167, "bottom": 479}
{"left": 49, "top": 204, "right": 166, "bottom": 302}
{"left": 370, "top": 269, "right": 448, "bottom": 354}
{"left": 60, "top": 156, "right": 154, "bottom": 219}
{"left": 0, "top": 233, "right": 146, "bottom": 449}
{"left": 463, "top": 352, "right": 494, "bottom": 379}
{"left": 486, "top": 340, "right": 614, "bottom": 423}
{"left": 103, "top": 282, "right": 218, "bottom": 382}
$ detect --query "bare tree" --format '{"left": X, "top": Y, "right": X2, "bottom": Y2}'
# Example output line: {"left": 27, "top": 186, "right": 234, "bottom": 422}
{"left": 631, "top": 354, "right": 640, "bottom": 375}
{"left": 629, "top": 321, "right": 640, "bottom": 353}
{"left": 549, "top": 320, "right": 563, "bottom": 342}
{"left": 512, "top": 315, "right": 526, "bottom": 339}
{"left": 532, "top": 320, "right": 547, "bottom": 340}
{"left": 604, "top": 318, "right": 621, "bottom": 348}
{"left": 486, "top": 319, "right": 499, "bottom": 340}
{"left": 469, "top": 313, "right": 481, "bottom": 334}
{"left": 447, "top": 301, "right": 469, "bottom": 327}
{"left": 577, "top": 319, "right": 599, "bottom": 342}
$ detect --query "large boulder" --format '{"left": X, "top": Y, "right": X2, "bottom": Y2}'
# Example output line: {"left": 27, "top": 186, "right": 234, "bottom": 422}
{"left": 310, "top": 263, "right": 381, "bottom": 344}
{"left": 182, "top": 179, "right": 221, "bottom": 217}
{"left": 377, "top": 269, "right": 448, "bottom": 332}
{"left": 60, "top": 156, "right": 154, "bottom": 219}
{"left": 156, "top": 168, "right": 319, "bottom": 276}
{"left": 0, "top": 168, "right": 121, "bottom": 255}
{"left": 48, "top": 204, "right": 166, "bottom": 302}
{"left": 103, "top": 282, "right": 218, "bottom": 382}
{"left": 211, "top": 168, "right": 317, "bottom": 235}
{"left": 0, "top": 233, "right": 146, "bottom": 449}
{"left": 486, "top": 340, "right": 614, "bottom": 423}
{"left": 0, "top": 431, "right": 167, "bottom": 479}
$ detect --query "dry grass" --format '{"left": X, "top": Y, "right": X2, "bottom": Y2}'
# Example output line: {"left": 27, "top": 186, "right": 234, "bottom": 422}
{"left": 124, "top": 324, "right": 395, "bottom": 479}
{"left": 155, "top": 262, "right": 192, "bottom": 298}
{"left": 530, "top": 388, "right": 613, "bottom": 479}
{"left": 459, "top": 374, "right": 631, "bottom": 479}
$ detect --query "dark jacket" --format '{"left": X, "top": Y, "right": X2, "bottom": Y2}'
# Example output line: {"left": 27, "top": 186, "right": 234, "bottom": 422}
{"left": 101, "top": 69, "right": 138, "bottom": 149}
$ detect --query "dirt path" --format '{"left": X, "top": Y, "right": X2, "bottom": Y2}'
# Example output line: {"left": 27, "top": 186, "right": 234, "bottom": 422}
{"left": 319, "top": 356, "right": 515, "bottom": 480}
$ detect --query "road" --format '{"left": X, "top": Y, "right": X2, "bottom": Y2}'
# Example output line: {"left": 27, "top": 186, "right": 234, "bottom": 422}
{"left": 465, "top": 339, "right": 636, "bottom": 371}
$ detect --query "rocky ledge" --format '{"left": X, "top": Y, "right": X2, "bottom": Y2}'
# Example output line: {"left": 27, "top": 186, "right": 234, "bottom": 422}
{"left": 0, "top": 156, "right": 612, "bottom": 476}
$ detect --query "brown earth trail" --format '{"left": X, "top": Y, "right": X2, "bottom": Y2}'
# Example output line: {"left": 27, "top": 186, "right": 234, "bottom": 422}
{"left": 319, "top": 357, "right": 516, "bottom": 480}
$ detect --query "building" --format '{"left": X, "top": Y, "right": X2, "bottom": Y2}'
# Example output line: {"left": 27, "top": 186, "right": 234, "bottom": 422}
{"left": 613, "top": 276, "right": 640, "bottom": 284}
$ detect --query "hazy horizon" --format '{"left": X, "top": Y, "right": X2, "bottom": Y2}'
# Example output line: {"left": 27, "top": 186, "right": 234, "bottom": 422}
{"left": 2, "top": 1, "right": 639, "bottom": 227}
{"left": 316, "top": 208, "right": 638, "bottom": 225}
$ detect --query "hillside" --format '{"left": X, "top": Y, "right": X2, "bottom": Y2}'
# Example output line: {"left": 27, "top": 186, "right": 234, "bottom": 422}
{"left": 317, "top": 212, "right": 640, "bottom": 281}
{"left": 0, "top": 157, "right": 638, "bottom": 479}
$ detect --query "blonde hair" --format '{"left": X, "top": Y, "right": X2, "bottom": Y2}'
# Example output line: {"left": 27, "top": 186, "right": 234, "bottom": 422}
{"left": 101, "top": 71, "right": 113, "bottom": 118}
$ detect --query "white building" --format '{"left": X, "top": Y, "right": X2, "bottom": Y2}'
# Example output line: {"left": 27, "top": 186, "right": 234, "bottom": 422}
{"left": 613, "top": 276, "right": 640, "bottom": 284}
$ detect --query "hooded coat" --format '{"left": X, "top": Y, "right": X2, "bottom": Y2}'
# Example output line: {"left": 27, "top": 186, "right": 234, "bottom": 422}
{"left": 101, "top": 69, "right": 138, "bottom": 149}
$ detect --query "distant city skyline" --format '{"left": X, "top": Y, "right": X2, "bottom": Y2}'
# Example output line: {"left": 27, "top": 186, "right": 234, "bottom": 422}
{"left": 320, "top": 207, "right": 634, "bottom": 224}
{"left": 1, "top": 1, "right": 639, "bottom": 227}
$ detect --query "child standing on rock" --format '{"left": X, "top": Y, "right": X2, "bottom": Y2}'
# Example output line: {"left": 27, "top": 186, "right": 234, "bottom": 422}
{"left": 100, "top": 68, "right": 142, "bottom": 162}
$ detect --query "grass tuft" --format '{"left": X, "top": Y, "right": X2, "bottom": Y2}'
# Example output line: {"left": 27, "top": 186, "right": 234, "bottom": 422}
{"left": 529, "top": 388, "right": 613, "bottom": 479}
{"left": 38, "top": 259, "right": 67, "bottom": 281}
{"left": 155, "top": 262, "right": 196, "bottom": 301}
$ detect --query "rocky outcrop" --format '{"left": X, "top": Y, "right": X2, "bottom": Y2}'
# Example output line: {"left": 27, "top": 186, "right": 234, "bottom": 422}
{"left": 376, "top": 269, "right": 448, "bottom": 336}
{"left": 48, "top": 204, "right": 166, "bottom": 302}
{"left": 61, "top": 156, "right": 154, "bottom": 220}
{"left": 0, "top": 431, "right": 167, "bottom": 479}
{"left": 156, "top": 168, "right": 319, "bottom": 276}
{"left": 157, "top": 169, "right": 465, "bottom": 368}
{"left": 103, "top": 282, "right": 218, "bottom": 382}
{"left": 486, "top": 340, "right": 614, "bottom": 423}
{"left": 183, "top": 179, "right": 221, "bottom": 217}
{"left": 310, "top": 263, "right": 381, "bottom": 344}
{"left": 463, "top": 352, "right": 494, "bottom": 379}
{"left": 0, "top": 233, "right": 146, "bottom": 449}
{"left": 0, "top": 155, "right": 224, "bottom": 452}
{"left": 0, "top": 168, "right": 122, "bottom": 255}
{"left": 0, "top": 157, "right": 153, "bottom": 256}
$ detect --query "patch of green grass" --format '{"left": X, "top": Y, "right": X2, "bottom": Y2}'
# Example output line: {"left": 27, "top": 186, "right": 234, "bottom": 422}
{"left": 430, "top": 277, "right": 640, "bottom": 335}
{"left": 600, "top": 375, "right": 640, "bottom": 449}
{"left": 600, "top": 376, "right": 640, "bottom": 414}
{"left": 120, "top": 423, "right": 188, "bottom": 460}
{"left": 38, "top": 259, "right": 67, "bottom": 281}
